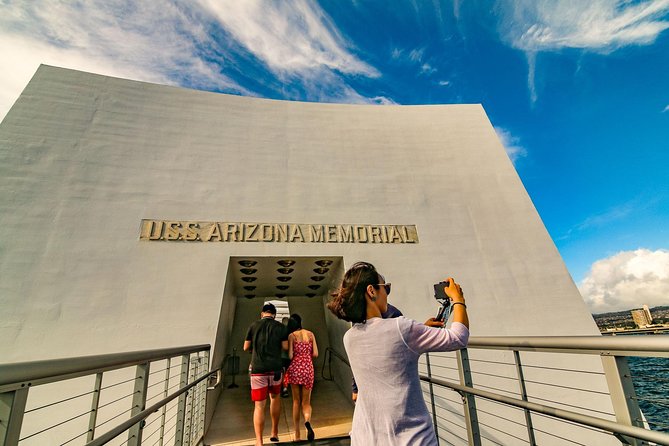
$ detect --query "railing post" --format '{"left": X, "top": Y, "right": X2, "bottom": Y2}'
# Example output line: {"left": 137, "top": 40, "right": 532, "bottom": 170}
{"left": 158, "top": 358, "right": 171, "bottom": 446}
{"left": 0, "top": 388, "right": 28, "bottom": 446}
{"left": 457, "top": 348, "right": 481, "bottom": 446}
{"left": 425, "top": 353, "right": 440, "bottom": 443}
{"left": 184, "top": 357, "right": 199, "bottom": 445}
{"left": 87, "top": 372, "right": 103, "bottom": 442}
{"left": 513, "top": 351, "right": 536, "bottom": 446}
{"left": 127, "top": 362, "right": 150, "bottom": 446}
{"left": 198, "top": 351, "right": 210, "bottom": 442}
{"left": 175, "top": 354, "right": 190, "bottom": 446}
{"left": 601, "top": 355, "right": 648, "bottom": 446}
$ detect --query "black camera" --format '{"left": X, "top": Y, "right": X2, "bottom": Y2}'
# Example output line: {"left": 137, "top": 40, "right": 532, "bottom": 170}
{"left": 433, "top": 281, "right": 450, "bottom": 322}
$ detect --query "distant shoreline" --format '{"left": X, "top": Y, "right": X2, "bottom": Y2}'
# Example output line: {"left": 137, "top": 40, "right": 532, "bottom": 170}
{"left": 592, "top": 305, "right": 669, "bottom": 332}
{"left": 600, "top": 326, "right": 669, "bottom": 335}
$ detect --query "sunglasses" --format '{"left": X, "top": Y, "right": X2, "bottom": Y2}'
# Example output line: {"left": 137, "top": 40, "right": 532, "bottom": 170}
{"left": 376, "top": 283, "right": 391, "bottom": 295}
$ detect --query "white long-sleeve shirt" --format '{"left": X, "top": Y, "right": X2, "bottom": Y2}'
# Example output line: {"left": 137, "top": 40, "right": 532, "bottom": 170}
{"left": 344, "top": 317, "right": 469, "bottom": 445}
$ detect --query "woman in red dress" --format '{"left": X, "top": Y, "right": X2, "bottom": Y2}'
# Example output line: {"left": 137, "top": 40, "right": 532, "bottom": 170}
{"left": 286, "top": 314, "right": 319, "bottom": 441}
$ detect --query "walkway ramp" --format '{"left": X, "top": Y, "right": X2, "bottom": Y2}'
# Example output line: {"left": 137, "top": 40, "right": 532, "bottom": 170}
{"left": 205, "top": 376, "right": 353, "bottom": 445}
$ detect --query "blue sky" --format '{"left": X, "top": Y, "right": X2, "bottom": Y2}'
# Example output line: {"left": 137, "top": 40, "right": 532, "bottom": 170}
{"left": 1, "top": 0, "right": 668, "bottom": 312}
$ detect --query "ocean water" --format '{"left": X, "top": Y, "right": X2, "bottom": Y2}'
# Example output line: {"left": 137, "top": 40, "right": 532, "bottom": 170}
{"left": 627, "top": 336, "right": 669, "bottom": 433}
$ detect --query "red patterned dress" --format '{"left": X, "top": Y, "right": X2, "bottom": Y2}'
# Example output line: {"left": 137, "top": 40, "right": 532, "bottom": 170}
{"left": 287, "top": 340, "right": 315, "bottom": 389}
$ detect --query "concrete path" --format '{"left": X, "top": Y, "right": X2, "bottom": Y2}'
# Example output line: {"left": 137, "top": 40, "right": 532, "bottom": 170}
{"left": 205, "top": 375, "right": 353, "bottom": 446}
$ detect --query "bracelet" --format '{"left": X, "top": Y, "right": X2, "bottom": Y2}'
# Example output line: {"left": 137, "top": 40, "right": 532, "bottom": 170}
{"left": 451, "top": 302, "right": 467, "bottom": 309}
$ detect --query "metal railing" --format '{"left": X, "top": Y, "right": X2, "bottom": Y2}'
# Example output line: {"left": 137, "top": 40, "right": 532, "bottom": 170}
{"left": 419, "top": 335, "right": 669, "bottom": 446}
{"left": 0, "top": 345, "right": 217, "bottom": 446}
{"left": 321, "top": 347, "right": 350, "bottom": 382}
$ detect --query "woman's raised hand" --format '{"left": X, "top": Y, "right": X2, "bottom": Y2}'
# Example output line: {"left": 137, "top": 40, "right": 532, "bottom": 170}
{"left": 444, "top": 277, "right": 465, "bottom": 303}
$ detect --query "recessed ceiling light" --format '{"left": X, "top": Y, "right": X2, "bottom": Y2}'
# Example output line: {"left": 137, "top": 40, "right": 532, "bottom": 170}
{"left": 277, "top": 268, "right": 294, "bottom": 274}
{"left": 315, "top": 260, "right": 333, "bottom": 267}
{"left": 277, "top": 276, "right": 292, "bottom": 282}
{"left": 239, "top": 260, "right": 257, "bottom": 267}
{"left": 311, "top": 276, "right": 325, "bottom": 282}
{"left": 240, "top": 268, "right": 257, "bottom": 275}
{"left": 307, "top": 285, "right": 321, "bottom": 290}
{"left": 277, "top": 260, "right": 296, "bottom": 267}
{"left": 241, "top": 277, "right": 257, "bottom": 283}
{"left": 313, "top": 267, "right": 329, "bottom": 274}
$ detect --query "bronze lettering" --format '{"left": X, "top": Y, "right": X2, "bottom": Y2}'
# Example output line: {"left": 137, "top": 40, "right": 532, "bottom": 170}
{"left": 289, "top": 224, "right": 305, "bottom": 242}
{"left": 184, "top": 222, "right": 200, "bottom": 241}
{"left": 222, "top": 223, "right": 237, "bottom": 242}
{"left": 381, "top": 225, "right": 389, "bottom": 243}
{"left": 275, "top": 224, "right": 288, "bottom": 242}
{"left": 206, "top": 223, "right": 223, "bottom": 242}
{"left": 309, "top": 225, "right": 325, "bottom": 242}
{"left": 140, "top": 220, "right": 418, "bottom": 244}
{"left": 165, "top": 222, "right": 182, "bottom": 240}
{"left": 354, "top": 225, "right": 368, "bottom": 243}
{"left": 261, "top": 224, "right": 274, "bottom": 242}
{"left": 338, "top": 225, "right": 354, "bottom": 243}
{"left": 246, "top": 223, "right": 259, "bottom": 242}
{"left": 148, "top": 220, "right": 164, "bottom": 240}
{"left": 401, "top": 225, "right": 417, "bottom": 243}
{"left": 326, "top": 225, "right": 337, "bottom": 242}
{"left": 388, "top": 225, "right": 402, "bottom": 243}
{"left": 370, "top": 226, "right": 383, "bottom": 243}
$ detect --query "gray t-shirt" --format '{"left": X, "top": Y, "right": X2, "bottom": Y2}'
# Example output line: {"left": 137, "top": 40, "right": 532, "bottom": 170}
{"left": 344, "top": 317, "right": 469, "bottom": 445}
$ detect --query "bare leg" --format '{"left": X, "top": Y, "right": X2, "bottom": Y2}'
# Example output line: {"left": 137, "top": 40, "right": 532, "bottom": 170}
{"left": 291, "top": 384, "right": 302, "bottom": 440}
{"left": 253, "top": 400, "right": 267, "bottom": 446}
{"left": 303, "top": 387, "right": 314, "bottom": 440}
{"left": 269, "top": 392, "right": 281, "bottom": 439}
{"left": 301, "top": 387, "right": 313, "bottom": 423}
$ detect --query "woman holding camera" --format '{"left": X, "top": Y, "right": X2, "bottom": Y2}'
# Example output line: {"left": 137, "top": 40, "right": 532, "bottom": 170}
{"left": 328, "top": 261, "right": 469, "bottom": 445}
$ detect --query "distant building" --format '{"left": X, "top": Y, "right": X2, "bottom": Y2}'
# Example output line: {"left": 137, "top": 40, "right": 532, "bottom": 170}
{"left": 631, "top": 309, "right": 652, "bottom": 328}
{"left": 643, "top": 304, "right": 653, "bottom": 324}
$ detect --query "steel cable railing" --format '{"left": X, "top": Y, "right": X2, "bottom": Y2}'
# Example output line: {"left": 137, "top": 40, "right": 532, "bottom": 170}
{"left": 419, "top": 334, "right": 669, "bottom": 446}
{"left": 0, "top": 345, "right": 216, "bottom": 446}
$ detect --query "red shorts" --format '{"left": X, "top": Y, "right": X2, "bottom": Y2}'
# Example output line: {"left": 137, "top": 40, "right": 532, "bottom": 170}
{"left": 250, "top": 372, "right": 282, "bottom": 402}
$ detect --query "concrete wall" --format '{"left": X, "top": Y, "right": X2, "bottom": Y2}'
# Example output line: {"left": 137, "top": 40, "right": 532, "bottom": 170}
{"left": 0, "top": 66, "right": 614, "bottom": 443}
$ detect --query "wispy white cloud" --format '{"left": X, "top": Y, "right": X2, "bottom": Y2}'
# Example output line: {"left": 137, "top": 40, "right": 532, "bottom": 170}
{"left": 0, "top": 1, "right": 386, "bottom": 121}
{"left": 496, "top": 0, "right": 669, "bottom": 102}
{"left": 663, "top": 104, "right": 669, "bottom": 112}
{"left": 501, "top": 0, "right": 669, "bottom": 52}
{"left": 557, "top": 202, "right": 636, "bottom": 242}
{"left": 294, "top": 69, "right": 392, "bottom": 105}
{"left": 0, "top": 1, "right": 248, "bottom": 120}
{"left": 494, "top": 127, "right": 527, "bottom": 164}
{"left": 557, "top": 195, "right": 662, "bottom": 242}
{"left": 408, "top": 48, "right": 425, "bottom": 62}
{"left": 198, "top": 0, "right": 379, "bottom": 79}
{"left": 438, "top": 80, "right": 451, "bottom": 87}
{"left": 579, "top": 248, "right": 669, "bottom": 313}
{"left": 369, "top": 96, "right": 398, "bottom": 105}
{"left": 574, "top": 205, "right": 635, "bottom": 232}
{"left": 420, "top": 63, "right": 437, "bottom": 75}
{"left": 390, "top": 46, "right": 439, "bottom": 78}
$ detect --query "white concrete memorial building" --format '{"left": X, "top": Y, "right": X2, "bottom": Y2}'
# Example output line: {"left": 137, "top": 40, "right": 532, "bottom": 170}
{"left": 1, "top": 66, "right": 619, "bottom": 444}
